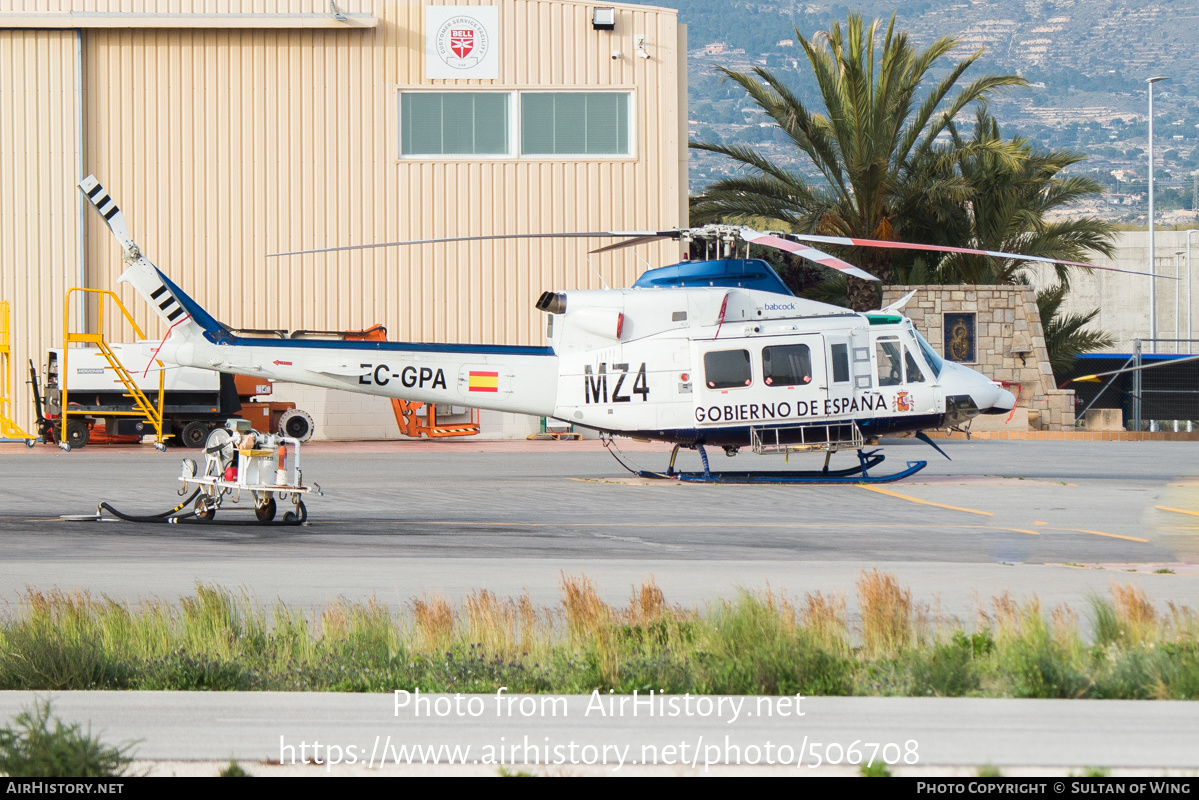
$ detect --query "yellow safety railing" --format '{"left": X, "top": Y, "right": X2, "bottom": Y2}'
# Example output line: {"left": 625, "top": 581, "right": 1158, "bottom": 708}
{"left": 1, "top": 300, "right": 37, "bottom": 444}
{"left": 61, "top": 289, "right": 167, "bottom": 447}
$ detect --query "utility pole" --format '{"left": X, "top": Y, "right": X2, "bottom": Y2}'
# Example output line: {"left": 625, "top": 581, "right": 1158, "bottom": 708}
{"left": 1147, "top": 76, "right": 1169, "bottom": 346}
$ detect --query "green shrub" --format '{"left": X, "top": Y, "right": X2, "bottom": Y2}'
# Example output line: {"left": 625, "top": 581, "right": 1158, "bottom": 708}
{"left": 0, "top": 700, "right": 136, "bottom": 777}
{"left": 698, "top": 594, "right": 854, "bottom": 695}
{"left": 1149, "top": 643, "right": 1199, "bottom": 699}
{"left": 1000, "top": 631, "right": 1091, "bottom": 698}
{"left": 1090, "top": 596, "right": 1122, "bottom": 647}
{"left": 910, "top": 637, "right": 981, "bottom": 697}
{"left": 1089, "top": 647, "right": 1163, "bottom": 699}
{"left": 0, "top": 628, "right": 110, "bottom": 690}
{"left": 133, "top": 650, "right": 261, "bottom": 691}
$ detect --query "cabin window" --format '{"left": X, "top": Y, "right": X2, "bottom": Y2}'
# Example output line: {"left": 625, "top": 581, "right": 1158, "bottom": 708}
{"left": 762, "top": 344, "right": 812, "bottom": 387}
{"left": 875, "top": 339, "right": 903, "bottom": 387}
{"left": 704, "top": 349, "right": 752, "bottom": 389}
{"left": 830, "top": 343, "right": 850, "bottom": 383}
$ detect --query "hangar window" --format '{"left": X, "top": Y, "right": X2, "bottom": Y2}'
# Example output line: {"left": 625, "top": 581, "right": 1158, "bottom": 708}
{"left": 704, "top": 349, "right": 752, "bottom": 390}
{"left": 400, "top": 92, "right": 510, "bottom": 155}
{"left": 762, "top": 344, "right": 812, "bottom": 387}
{"left": 521, "top": 92, "right": 630, "bottom": 155}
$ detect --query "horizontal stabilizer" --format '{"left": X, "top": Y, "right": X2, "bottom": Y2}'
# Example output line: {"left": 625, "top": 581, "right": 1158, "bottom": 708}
{"left": 307, "top": 363, "right": 372, "bottom": 377}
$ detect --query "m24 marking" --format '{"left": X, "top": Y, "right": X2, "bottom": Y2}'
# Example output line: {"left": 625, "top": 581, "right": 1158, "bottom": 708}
{"left": 359, "top": 364, "right": 448, "bottom": 389}
{"left": 583, "top": 363, "right": 649, "bottom": 404}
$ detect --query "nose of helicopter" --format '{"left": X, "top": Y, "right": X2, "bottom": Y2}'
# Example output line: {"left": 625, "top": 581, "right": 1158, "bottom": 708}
{"left": 940, "top": 362, "right": 1017, "bottom": 422}
{"left": 982, "top": 381, "right": 1017, "bottom": 415}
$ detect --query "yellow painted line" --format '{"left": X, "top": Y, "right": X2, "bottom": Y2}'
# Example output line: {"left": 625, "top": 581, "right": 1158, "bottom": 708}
{"left": 1157, "top": 505, "right": 1199, "bottom": 518}
{"left": 1033, "top": 520, "right": 1048, "bottom": 526}
{"left": 311, "top": 520, "right": 1036, "bottom": 534}
{"left": 858, "top": 485, "right": 993, "bottom": 516}
{"left": 1043, "top": 527, "right": 1150, "bottom": 544}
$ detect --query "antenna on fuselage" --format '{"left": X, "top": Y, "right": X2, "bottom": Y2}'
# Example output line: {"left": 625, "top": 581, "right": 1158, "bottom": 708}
{"left": 631, "top": 251, "right": 654, "bottom": 274}
{"left": 584, "top": 257, "right": 611, "bottom": 290}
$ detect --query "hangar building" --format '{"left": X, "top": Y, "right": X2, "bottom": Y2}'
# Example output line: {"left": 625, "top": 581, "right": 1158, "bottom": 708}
{"left": 0, "top": 0, "right": 687, "bottom": 438}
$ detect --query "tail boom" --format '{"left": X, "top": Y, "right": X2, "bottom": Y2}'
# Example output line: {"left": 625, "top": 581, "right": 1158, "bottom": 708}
{"left": 78, "top": 174, "right": 561, "bottom": 417}
{"left": 162, "top": 336, "right": 560, "bottom": 417}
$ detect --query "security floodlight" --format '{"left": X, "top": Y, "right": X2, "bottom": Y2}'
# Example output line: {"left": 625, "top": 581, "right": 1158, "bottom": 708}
{"left": 592, "top": 7, "right": 615, "bottom": 31}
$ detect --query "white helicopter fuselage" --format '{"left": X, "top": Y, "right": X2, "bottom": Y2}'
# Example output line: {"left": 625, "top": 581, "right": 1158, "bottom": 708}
{"left": 136, "top": 260, "right": 1011, "bottom": 448}
{"left": 545, "top": 281, "right": 1011, "bottom": 446}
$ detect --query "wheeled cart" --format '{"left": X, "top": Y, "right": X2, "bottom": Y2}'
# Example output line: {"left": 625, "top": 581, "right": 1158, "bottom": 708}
{"left": 179, "top": 419, "right": 322, "bottom": 523}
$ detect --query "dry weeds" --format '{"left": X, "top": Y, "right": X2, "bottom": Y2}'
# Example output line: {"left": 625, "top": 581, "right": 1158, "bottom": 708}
{"left": 857, "top": 569, "right": 912, "bottom": 656}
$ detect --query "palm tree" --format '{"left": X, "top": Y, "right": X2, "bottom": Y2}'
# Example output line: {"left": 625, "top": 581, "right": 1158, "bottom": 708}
{"left": 690, "top": 13, "right": 1025, "bottom": 310}
{"left": 897, "top": 108, "right": 1116, "bottom": 287}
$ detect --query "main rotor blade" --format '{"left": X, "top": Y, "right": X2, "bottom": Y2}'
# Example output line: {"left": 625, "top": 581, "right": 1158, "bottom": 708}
{"left": 781, "top": 234, "right": 1171, "bottom": 279}
{"left": 740, "top": 228, "right": 879, "bottom": 281}
{"left": 268, "top": 231, "right": 670, "bottom": 258}
{"left": 588, "top": 233, "right": 680, "bottom": 254}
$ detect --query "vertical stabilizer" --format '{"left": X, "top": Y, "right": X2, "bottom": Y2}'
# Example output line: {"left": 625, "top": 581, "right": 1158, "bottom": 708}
{"left": 77, "top": 175, "right": 137, "bottom": 257}
{"left": 77, "top": 175, "right": 214, "bottom": 340}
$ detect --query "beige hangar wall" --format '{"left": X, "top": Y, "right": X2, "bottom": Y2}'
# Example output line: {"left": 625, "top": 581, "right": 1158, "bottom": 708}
{"left": 0, "top": 29, "right": 81, "bottom": 436}
{"left": 0, "top": 0, "right": 686, "bottom": 434}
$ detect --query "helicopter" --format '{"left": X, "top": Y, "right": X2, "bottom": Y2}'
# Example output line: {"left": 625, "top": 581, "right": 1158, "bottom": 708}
{"left": 76, "top": 175, "right": 1155, "bottom": 483}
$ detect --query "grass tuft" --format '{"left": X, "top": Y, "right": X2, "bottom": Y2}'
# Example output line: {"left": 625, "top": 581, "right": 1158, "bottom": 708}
{"left": 0, "top": 700, "right": 136, "bottom": 777}
{"left": 801, "top": 591, "right": 850, "bottom": 655}
{"left": 411, "top": 595, "right": 455, "bottom": 652}
{"left": 858, "top": 570, "right": 912, "bottom": 656}
{"left": 860, "top": 759, "right": 891, "bottom": 777}
{"left": 1111, "top": 582, "right": 1157, "bottom": 645}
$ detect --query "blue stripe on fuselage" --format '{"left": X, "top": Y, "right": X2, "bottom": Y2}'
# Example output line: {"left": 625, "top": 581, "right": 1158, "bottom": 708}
{"left": 155, "top": 269, "right": 555, "bottom": 356}
{"left": 230, "top": 337, "right": 555, "bottom": 356}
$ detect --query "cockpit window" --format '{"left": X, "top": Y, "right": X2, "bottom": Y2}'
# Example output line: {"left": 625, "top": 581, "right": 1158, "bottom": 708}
{"left": 875, "top": 339, "right": 902, "bottom": 387}
{"left": 704, "top": 349, "right": 752, "bottom": 389}
{"left": 904, "top": 350, "right": 925, "bottom": 383}
{"left": 762, "top": 344, "right": 812, "bottom": 387}
{"left": 911, "top": 329, "right": 943, "bottom": 378}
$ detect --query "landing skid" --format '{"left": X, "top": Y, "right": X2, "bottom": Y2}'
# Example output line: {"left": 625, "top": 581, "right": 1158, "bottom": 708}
{"left": 637, "top": 444, "right": 927, "bottom": 484}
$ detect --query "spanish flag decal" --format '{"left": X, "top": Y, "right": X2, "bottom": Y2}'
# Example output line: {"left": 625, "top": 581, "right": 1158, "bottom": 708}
{"left": 468, "top": 370, "right": 499, "bottom": 392}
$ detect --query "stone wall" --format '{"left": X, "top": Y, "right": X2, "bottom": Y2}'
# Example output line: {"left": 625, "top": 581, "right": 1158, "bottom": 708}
{"left": 881, "top": 285, "right": 1075, "bottom": 431}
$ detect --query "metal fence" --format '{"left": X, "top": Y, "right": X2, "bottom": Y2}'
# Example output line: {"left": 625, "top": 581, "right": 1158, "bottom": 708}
{"left": 1062, "top": 339, "right": 1199, "bottom": 432}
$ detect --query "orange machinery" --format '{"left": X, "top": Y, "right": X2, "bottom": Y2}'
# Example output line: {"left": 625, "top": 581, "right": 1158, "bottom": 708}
{"left": 232, "top": 375, "right": 314, "bottom": 441}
